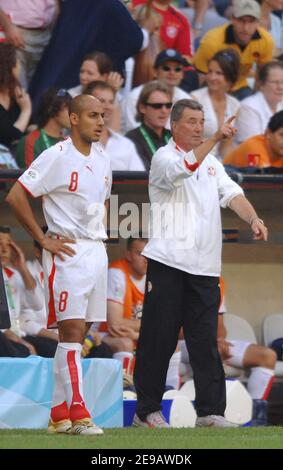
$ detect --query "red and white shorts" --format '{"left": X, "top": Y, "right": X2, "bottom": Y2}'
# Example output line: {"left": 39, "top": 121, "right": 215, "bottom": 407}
{"left": 43, "top": 239, "right": 108, "bottom": 328}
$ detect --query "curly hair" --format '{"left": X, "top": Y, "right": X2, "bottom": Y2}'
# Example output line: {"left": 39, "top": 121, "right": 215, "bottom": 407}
{"left": 0, "top": 43, "right": 18, "bottom": 95}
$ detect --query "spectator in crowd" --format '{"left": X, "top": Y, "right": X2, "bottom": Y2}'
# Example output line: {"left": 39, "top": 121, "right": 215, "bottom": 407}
{"left": 179, "top": 277, "right": 276, "bottom": 400}
{"left": 0, "top": 226, "right": 38, "bottom": 357}
{"left": 126, "top": 81, "right": 172, "bottom": 170}
{"left": 236, "top": 61, "right": 283, "bottom": 142}
{"left": 84, "top": 81, "right": 145, "bottom": 171}
{"left": 256, "top": 0, "right": 283, "bottom": 56}
{"left": 99, "top": 237, "right": 181, "bottom": 390}
{"left": 68, "top": 52, "right": 123, "bottom": 99}
{"left": 29, "top": 0, "right": 146, "bottom": 112}
{"left": 193, "top": 0, "right": 274, "bottom": 100}
{"left": 0, "top": 43, "right": 31, "bottom": 149}
{"left": 0, "top": 0, "right": 59, "bottom": 89}
{"left": 122, "top": 48, "right": 190, "bottom": 132}
{"left": 20, "top": 231, "right": 58, "bottom": 358}
{"left": 181, "top": 0, "right": 228, "bottom": 42}
{"left": 133, "top": 99, "right": 268, "bottom": 428}
{"left": 191, "top": 48, "right": 240, "bottom": 160}
{"left": 69, "top": 52, "right": 123, "bottom": 132}
{"left": 132, "top": 0, "right": 193, "bottom": 59}
{"left": 224, "top": 110, "right": 283, "bottom": 168}
{"left": 0, "top": 226, "right": 60, "bottom": 357}
{"left": 16, "top": 88, "right": 71, "bottom": 169}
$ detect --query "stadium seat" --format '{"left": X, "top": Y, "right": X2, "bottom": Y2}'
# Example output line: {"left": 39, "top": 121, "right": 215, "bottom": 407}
{"left": 262, "top": 313, "right": 283, "bottom": 377}
{"left": 223, "top": 313, "right": 257, "bottom": 378}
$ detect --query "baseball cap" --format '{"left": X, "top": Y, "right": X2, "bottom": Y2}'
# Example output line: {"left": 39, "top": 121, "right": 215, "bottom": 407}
{"left": 233, "top": 0, "right": 260, "bottom": 20}
{"left": 154, "top": 49, "right": 188, "bottom": 69}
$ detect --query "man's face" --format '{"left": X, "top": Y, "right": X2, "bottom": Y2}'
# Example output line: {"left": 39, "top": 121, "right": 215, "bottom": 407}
{"left": 126, "top": 240, "right": 148, "bottom": 277}
{"left": 139, "top": 90, "right": 172, "bottom": 130}
{"left": 156, "top": 60, "right": 184, "bottom": 88}
{"left": 71, "top": 98, "right": 104, "bottom": 143}
{"left": 268, "top": 128, "right": 283, "bottom": 156}
{"left": 232, "top": 16, "right": 259, "bottom": 45}
{"left": 261, "top": 67, "right": 283, "bottom": 103}
{"left": 90, "top": 88, "right": 115, "bottom": 127}
{"left": 0, "top": 233, "right": 12, "bottom": 267}
{"left": 172, "top": 108, "right": 204, "bottom": 149}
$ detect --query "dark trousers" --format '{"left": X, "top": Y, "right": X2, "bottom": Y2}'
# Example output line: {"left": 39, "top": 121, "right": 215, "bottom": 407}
{"left": 134, "top": 259, "right": 226, "bottom": 420}
{"left": 0, "top": 332, "right": 30, "bottom": 357}
{"left": 25, "top": 336, "right": 58, "bottom": 358}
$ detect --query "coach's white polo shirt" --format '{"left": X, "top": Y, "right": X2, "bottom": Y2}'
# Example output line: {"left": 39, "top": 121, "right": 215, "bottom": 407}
{"left": 142, "top": 139, "right": 243, "bottom": 277}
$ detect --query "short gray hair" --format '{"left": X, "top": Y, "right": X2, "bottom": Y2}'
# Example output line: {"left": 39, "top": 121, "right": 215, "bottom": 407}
{"left": 170, "top": 99, "right": 203, "bottom": 127}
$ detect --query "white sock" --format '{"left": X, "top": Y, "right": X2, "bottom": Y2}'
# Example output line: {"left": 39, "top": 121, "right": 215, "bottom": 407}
{"left": 52, "top": 346, "right": 66, "bottom": 408}
{"left": 56, "top": 342, "right": 85, "bottom": 408}
{"left": 113, "top": 351, "right": 134, "bottom": 374}
{"left": 247, "top": 367, "right": 274, "bottom": 399}
{"left": 166, "top": 351, "right": 181, "bottom": 389}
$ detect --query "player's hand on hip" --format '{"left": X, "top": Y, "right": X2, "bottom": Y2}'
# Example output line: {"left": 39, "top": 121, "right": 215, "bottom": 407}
{"left": 251, "top": 219, "right": 268, "bottom": 241}
{"left": 41, "top": 236, "right": 76, "bottom": 260}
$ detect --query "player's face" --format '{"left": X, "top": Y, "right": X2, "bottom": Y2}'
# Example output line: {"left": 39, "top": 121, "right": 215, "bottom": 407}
{"left": 126, "top": 240, "right": 148, "bottom": 278}
{"left": 76, "top": 100, "right": 105, "bottom": 143}
{"left": 0, "top": 233, "right": 12, "bottom": 267}
{"left": 172, "top": 108, "right": 204, "bottom": 150}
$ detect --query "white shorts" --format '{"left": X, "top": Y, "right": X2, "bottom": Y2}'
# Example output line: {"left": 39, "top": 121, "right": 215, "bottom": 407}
{"left": 43, "top": 239, "right": 108, "bottom": 327}
{"left": 225, "top": 339, "right": 251, "bottom": 368}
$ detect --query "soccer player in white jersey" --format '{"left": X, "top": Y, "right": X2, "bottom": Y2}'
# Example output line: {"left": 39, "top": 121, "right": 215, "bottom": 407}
{"left": 6, "top": 94, "right": 112, "bottom": 436}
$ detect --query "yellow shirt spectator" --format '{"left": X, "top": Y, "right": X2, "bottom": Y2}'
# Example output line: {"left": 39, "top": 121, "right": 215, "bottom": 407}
{"left": 193, "top": 24, "right": 274, "bottom": 91}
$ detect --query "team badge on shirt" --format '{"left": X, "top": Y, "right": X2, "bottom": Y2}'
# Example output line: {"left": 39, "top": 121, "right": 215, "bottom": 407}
{"left": 208, "top": 166, "right": 216, "bottom": 177}
{"left": 166, "top": 26, "right": 177, "bottom": 38}
{"left": 27, "top": 169, "right": 39, "bottom": 180}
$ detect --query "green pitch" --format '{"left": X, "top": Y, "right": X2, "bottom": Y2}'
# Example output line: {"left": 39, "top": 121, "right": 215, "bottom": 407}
{"left": 1, "top": 427, "right": 283, "bottom": 449}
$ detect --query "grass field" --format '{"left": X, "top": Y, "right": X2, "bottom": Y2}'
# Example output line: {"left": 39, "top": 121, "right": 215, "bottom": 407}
{"left": 1, "top": 427, "right": 283, "bottom": 449}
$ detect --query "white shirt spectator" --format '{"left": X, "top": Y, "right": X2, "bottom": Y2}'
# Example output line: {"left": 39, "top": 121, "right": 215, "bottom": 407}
{"left": 20, "top": 259, "right": 47, "bottom": 336}
{"left": 121, "top": 84, "right": 191, "bottom": 133}
{"left": 236, "top": 91, "right": 283, "bottom": 143}
{"left": 105, "top": 129, "right": 145, "bottom": 171}
{"left": 191, "top": 87, "right": 240, "bottom": 158}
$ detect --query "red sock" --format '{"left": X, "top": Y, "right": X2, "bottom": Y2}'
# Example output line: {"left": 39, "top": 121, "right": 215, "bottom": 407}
{"left": 51, "top": 401, "right": 70, "bottom": 422}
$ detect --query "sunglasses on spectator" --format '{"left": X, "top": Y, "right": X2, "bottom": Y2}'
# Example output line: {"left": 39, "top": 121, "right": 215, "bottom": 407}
{"left": 161, "top": 65, "right": 183, "bottom": 72}
{"left": 145, "top": 102, "right": 173, "bottom": 109}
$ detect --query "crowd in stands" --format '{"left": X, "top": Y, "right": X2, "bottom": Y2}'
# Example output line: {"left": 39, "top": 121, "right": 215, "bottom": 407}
{"left": 0, "top": 0, "right": 282, "bottom": 401}
{"left": 0, "top": 0, "right": 282, "bottom": 170}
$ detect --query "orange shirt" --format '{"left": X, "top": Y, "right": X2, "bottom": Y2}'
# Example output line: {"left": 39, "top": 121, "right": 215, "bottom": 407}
{"left": 224, "top": 134, "right": 283, "bottom": 168}
{"left": 100, "top": 258, "right": 144, "bottom": 333}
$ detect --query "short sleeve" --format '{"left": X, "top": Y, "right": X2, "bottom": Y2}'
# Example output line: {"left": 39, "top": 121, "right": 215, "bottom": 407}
{"left": 18, "top": 148, "right": 58, "bottom": 197}
{"left": 107, "top": 268, "right": 126, "bottom": 304}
